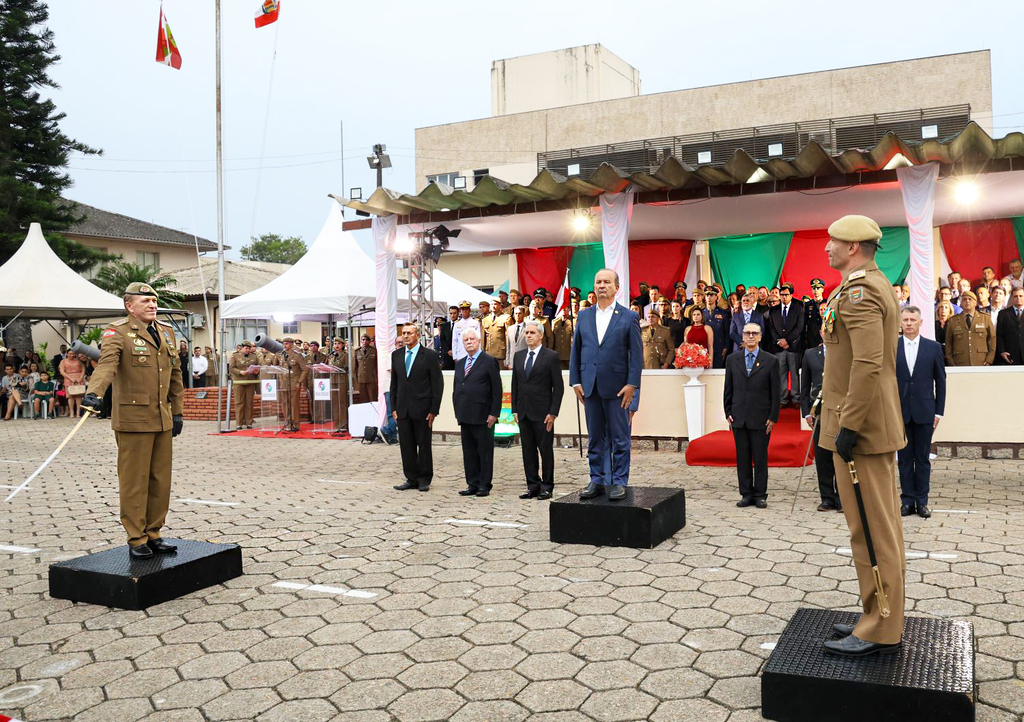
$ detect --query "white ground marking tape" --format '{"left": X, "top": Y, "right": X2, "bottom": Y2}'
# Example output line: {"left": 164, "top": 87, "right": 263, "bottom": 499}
{"left": 318, "top": 479, "right": 371, "bottom": 485}
{"left": 177, "top": 499, "right": 240, "bottom": 507}
{"left": 272, "top": 580, "right": 376, "bottom": 598}
{"left": 760, "top": 642, "right": 777, "bottom": 651}
{"left": 833, "top": 548, "right": 957, "bottom": 560}
{"left": 445, "top": 519, "right": 527, "bottom": 529}
{"left": 0, "top": 460, "right": 32, "bottom": 464}
{"left": 931, "top": 509, "right": 979, "bottom": 514}
{"left": 0, "top": 485, "right": 31, "bottom": 490}
{"left": 0, "top": 545, "right": 42, "bottom": 554}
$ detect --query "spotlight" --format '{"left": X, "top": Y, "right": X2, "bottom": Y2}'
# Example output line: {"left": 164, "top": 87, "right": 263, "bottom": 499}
{"left": 953, "top": 180, "right": 979, "bottom": 205}
{"left": 393, "top": 236, "right": 415, "bottom": 254}
{"left": 572, "top": 211, "right": 593, "bottom": 232}
{"left": 433, "top": 225, "right": 461, "bottom": 244}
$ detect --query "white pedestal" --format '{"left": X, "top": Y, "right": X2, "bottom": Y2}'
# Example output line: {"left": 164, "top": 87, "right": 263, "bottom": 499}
{"left": 682, "top": 369, "right": 706, "bottom": 440}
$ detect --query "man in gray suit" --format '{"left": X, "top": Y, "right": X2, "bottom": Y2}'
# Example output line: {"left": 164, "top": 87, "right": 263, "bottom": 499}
{"left": 505, "top": 305, "right": 529, "bottom": 369}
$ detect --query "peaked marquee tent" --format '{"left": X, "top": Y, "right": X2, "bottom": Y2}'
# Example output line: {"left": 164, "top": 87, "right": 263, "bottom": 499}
{"left": 221, "top": 205, "right": 491, "bottom": 321}
{"left": 0, "top": 223, "right": 125, "bottom": 320}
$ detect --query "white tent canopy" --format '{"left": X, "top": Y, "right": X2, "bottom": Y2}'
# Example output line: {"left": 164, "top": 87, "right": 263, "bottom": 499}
{"left": 0, "top": 223, "right": 125, "bottom": 320}
{"left": 221, "top": 205, "right": 491, "bottom": 321}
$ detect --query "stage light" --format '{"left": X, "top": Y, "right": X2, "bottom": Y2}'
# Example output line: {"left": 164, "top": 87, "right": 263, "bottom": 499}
{"left": 954, "top": 180, "right": 979, "bottom": 204}
{"left": 393, "top": 236, "right": 415, "bottom": 254}
{"left": 272, "top": 312, "right": 294, "bottom": 324}
{"left": 572, "top": 211, "right": 593, "bottom": 232}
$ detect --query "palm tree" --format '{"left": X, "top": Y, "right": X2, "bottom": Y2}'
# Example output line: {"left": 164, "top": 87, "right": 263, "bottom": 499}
{"left": 91, "top": 261, "right": 184, "bottom": 308}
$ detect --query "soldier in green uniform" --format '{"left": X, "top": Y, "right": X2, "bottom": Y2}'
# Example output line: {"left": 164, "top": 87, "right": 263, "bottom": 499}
{"left": 278, "top": 337, "right": 308, "bottom": 432}
{"left": 81, "top": 283, "right": 184, "bottom": 559}
{"left": 642, "top": 310, "right": 675, "bottom": 368}
{"left": 353, "top": 334, "right": 377, "bottom": 404}
{"left": 819, "top": 215, "right": 907, "bottom": 656}
{"left": 327, "top": 337, "right": 350, "bottom": 432}
{"left": 551, "top": 305, "right": 574, "bottom": 370}
{"left": 229, "top": 340, "right": 259, "bottom": 429}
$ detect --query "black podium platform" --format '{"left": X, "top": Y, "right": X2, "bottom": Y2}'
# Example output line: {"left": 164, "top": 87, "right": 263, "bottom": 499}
{"left": 549, "top": 486, "right": 685, "bottom": 549}
{"left": 762, "top": 608, "right": 975, "bottom": 722}
{"left": 49, "top": 539, "right": 243, "bottom": 610}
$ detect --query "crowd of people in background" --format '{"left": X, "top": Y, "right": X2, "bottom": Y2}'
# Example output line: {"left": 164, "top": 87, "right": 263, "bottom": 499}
{"left": 0, "top": 344, "right": 94, "bottom": 420}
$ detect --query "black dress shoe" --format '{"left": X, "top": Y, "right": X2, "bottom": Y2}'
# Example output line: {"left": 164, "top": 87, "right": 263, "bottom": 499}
{"left": 823, "top": 634, "right": 901, "bottom": 657}
{"left": 537, "top": 492, "right": 552, "bottom": 500}
{"left": 128, "top": 544, "right": 154, "bottom": 560}
{"left": 147, "top": 538, "right": 177, "bottom": 554}
{"left": 394, "top": 482, "right": 417, "bottom": 491}
{"left": 754, "top": 499, "right": 768, "bottom": 509}
{"left": 817, "top": 502, "right": 834, "bottom": 512}
{"left": 608, "top": 484, "right": 626, "bottom": 501}
{"left": 417, "top": 486, "right": 430, "bottom": 492}
{"left": 579, "top": 483, "right": 604, "bottom": 499}
{"left": 900, "top": 505, "right": 916, "bottom": 517}
{"left": 519, "top": 491, "right": 539, "bottom": 499}
{"left": 736, "top": 498, "right": 753, "bottom": 508}
{"left": 832, "top": 622, "right": 856, "bottom": 637}
{"left": 459, "top": 488, "right": 478, "bottom": 496}
{"left": 917, "top": 505, "right": 931, "bottom": 518}
{"left": 476, "top": 490, "right": 490, "bottom": 497}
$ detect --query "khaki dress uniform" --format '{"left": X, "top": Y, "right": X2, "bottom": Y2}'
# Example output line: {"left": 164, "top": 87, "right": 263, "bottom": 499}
{"left": 484, "top": 312, "right": 511, "bottom": 363}
{"left": 551, "top": 316, "right": 574, "bottom": 370}
{"left": 819, "top": 258, "right": 907, "bottom": 645}
{"left": 944, "top": 312, "right": 996, "bottom": 366}
{"left": 353, "top": 345, "right": 378, "bottom": 403}
{"left": 327, "top": 348, "right": 350, "bottom": 431}
{"left": 278, "top": 349, "right": 308, "bottom": 429}
{"left": 86, "top": 315, "right": 184, "bottom": 548}
{"left": 228, "top": 347, "right": 259, "bottom": 427}
{"left": 531, "top": 315, "right": 554, "bottom": 349}
{"left": 642, "top": 325, "right": 675, "bottom": 369}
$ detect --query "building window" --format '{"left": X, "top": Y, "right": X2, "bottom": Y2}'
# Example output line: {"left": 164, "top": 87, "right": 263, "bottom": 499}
{"left": 226, "top": 319, "right": 268, "bottom": 350}
{"left": 281, "top": 321, "right": 299, "bottom": 334}
{"left": 426, "top": 172, "right": 460, "bottom": 186}
{"left": 473, "top": 169, "right": 489, "bottom": 185}
{"left": 84, "top": 248, "right": 108, "bottom": 280}
{"left": 137, "top": 251, "right": 160, "bottom": 269}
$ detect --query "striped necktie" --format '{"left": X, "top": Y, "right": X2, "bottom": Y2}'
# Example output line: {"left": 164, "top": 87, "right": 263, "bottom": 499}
{"left": 464, "top": 354, "right": 475, "bottom": 376}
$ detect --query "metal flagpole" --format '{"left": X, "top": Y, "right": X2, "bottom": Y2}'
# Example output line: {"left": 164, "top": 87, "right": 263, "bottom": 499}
{"left": 215, "top": 0, "right": 228, "bottom": 433}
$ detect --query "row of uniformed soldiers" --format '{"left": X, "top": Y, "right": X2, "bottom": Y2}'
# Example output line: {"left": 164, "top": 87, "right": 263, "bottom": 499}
{"left": 444, "top": 298, "right": 575, "bottom": 370}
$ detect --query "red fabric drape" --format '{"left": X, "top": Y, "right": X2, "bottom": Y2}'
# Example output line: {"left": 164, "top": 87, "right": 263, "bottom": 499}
{"left": 939, "top": 219, "right": 1019, "bottom": 286}
{"left": 628, "top": 239, "right": 693, "bottom": 297}
{"left": 516, "top": 247, "right": 572, "bottom": 297}
{"left": 779, "top": 229, "right": 842, "bottom": 298}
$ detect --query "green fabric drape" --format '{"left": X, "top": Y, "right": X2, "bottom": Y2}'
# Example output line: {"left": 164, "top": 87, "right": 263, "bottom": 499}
{"left": 1012, "top": 217, "right": 1024, "bottom": 261}
{"left": 566, "top": 243, "right": 606, "bottom": 294}
{"left": 707, "top": 232, "right": 792, "bottom": 294}
{"left": 876, "top": 226, "right": 911, "bottom": 285}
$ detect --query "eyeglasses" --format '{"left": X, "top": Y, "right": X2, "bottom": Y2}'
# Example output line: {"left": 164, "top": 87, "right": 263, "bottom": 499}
{"left": 742, "top": 331, "right": 761, "bottom": 336}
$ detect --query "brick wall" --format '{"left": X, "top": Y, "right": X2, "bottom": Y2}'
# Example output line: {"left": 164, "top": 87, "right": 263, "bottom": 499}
{"left": 182, "top": 387, "right": 310, "bottom": 421}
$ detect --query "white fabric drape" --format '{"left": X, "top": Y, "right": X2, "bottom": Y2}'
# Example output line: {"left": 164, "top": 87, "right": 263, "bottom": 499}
{"left": 373, "top": 215, "right": 398, "bottom": 424}
{"left": 897, "top": 163, "right": 939, "bottom": 339}
{"left": 600, "top": 191, "right": 634, "bottom": 306}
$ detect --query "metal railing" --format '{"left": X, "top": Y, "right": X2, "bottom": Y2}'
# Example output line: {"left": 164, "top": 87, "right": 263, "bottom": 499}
{"left": 537, "top": 104, "right": 971, "bottom": 176}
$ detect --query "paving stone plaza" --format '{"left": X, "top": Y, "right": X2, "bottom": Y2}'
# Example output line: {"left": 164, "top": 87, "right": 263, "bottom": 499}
{"left": 1, "top": 419, "right": 1023, "bottom": 722}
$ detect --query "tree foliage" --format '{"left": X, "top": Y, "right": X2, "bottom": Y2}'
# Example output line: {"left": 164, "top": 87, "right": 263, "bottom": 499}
{"left": 0, "top": 0, "right": 108, "bottom": 271}
{"left": 240, "top": 233, "right": 307, "bottom": 264}
{"left": 91, "top": 260, "right": 184, "bottom": 309}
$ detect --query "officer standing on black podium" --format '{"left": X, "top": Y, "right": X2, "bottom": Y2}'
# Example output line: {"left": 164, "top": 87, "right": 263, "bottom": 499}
{"left": 818, "top": 216, "right": 907, "bottom": 656}
{"left": 82, "top": 282, "right": 184, "bottom": 559}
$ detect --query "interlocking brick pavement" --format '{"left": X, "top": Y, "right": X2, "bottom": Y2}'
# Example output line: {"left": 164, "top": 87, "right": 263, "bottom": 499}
{"left": 1, "top": 418, "right": 1023, "bottom": 721}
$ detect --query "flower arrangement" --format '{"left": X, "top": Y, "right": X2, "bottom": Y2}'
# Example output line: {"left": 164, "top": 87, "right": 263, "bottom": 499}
{"left": 673, "top": 342, "right": 712, "bottom": 369}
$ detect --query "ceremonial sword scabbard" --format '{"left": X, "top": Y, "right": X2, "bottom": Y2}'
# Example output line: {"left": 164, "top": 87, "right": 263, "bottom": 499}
{"left": 848, "top": 460, "right": 891, "bottom": 619}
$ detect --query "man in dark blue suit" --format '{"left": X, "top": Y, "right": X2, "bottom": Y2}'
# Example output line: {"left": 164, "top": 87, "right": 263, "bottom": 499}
{"left": 569, "top": 269, "right": 643, "bottom": 501}
{"left": 453, "top": 327, "right": 502, "bottom": 497}
{"left": 729, "top": 292, "right": 765, "bottom": 352}
{"left": 896, "top": 306, "right": 946, "bottom": 519}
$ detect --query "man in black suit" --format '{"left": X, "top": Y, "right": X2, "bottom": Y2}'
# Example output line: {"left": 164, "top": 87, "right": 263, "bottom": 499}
{"left": 390, "top": 324, "right": 444, "bottom": 492}
{"left": 724, "top": 322, "right": 780, "bottom": 508}
{"left": 996, "top": 287, "right": 1024, "bottom": 365}
{"left": 729, "top": 293, "right": 765, "bottom": 351}
{"left": 767, "top": 283, "right": 804, "bottom": 407}
{"left": 896, "top": 306, "right": 946, "bottom": 519}
{"left": 437, "top": 306, "right": 457, "bottom": 370}
{"left": 800, "top": 328, "right": 839, "bottom": 512}
{"left": 511, "top": 319, "right": 564, "bottom": 500}
{"left": 453, "top": 327, "right": 502, "bottom": 497}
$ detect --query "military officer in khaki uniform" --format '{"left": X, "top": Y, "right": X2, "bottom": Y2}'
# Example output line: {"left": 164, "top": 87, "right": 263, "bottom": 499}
{"left": 818, "top": 215, "right": 907, "bottom": 656}
{"left": 278, "top": 337, "right": 308, "bottom": 432}
{"left": 945, "top": 290, "right": 996, "bottom": 366}
{"left": 229, "top": 340, "right": 259, "bottom": 429}
{"left": 642, "top": 310, "right": 676, "bottom": 369}
{"left": 327, "top": 337, "right": 350, "bottom": 432}
{"left": 484, "top": 299, "right": 511, "bottom": 363}
{"left": 81, "top": 283, "right": 184, "bottom": 559}
{"left": 353, "top": 334, "right": 378, "bottom": 403}
{"left": 551, "top": 306, "right": 574, "bottom": 370}
{"left": 529, "top": 301, "right": 554, "bottom": 349}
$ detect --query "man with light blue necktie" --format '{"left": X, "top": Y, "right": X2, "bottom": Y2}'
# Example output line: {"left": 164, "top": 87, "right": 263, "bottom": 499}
{"left": 390, "top": 324, "right": 443, "bottom": 492}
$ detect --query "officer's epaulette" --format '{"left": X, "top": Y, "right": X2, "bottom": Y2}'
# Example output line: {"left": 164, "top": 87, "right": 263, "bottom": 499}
{"left": 848, "top": 270, "right": 867, "bottom": 281}
{"left": 111, "top": 318, "right": 129, "bottom": 326}
{"left": 156, "top": 319, "right": 172, "bottom": 327}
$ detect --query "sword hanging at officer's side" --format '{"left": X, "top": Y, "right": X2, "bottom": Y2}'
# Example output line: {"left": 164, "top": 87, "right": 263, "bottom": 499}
{"left": 4, "top": 407, "right": 99, "bottom": 502}
{"left": 847, "top": 459, "right": 891, "bottom": 618}
{"left": 791, "top": 391, "right": 823, "bottom": 513}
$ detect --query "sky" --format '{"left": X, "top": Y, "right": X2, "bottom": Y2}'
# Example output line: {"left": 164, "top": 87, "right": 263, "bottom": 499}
{"left": 42, "top": 0, "right": 1024, "bottom": 261}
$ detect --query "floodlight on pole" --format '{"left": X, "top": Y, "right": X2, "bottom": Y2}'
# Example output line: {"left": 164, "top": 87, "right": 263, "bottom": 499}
{"left": 367, "top": 143, "right": 392, "bottom": 188}
{"left": 953, "top": 179, "right": 979, "bottom": 205}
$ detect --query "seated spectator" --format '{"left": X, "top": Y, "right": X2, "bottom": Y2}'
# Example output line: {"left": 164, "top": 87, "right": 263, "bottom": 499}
{"left": 33, "top": 371, "right": 55, "bottom": 418}
{"left": 1004, "top": 258, "right": 1023, "bottom": 289}
{"left": 4, "top": 366, "right": 32, "bottom": 420}
{"left": 0, "top": 364, "right": 15, "bottom": 418}
{"left": 935, "top": 301, "right": 954, "bottom": 355}
{"left": 684, "top": 307, "right": 714, "bottom": 355}
{"left": 27, "top": 362, "right": 41, "bottom": 390}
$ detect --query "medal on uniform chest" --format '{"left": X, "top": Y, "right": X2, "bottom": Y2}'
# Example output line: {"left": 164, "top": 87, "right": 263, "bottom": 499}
{"left": 823, "top": 306, "right": 836, "bottom": 333}
{"left": 134, "top": 339, "right": 146, "bottom": 347}
{"left": 127, "top": 332, "right": 137, "bottom": 338}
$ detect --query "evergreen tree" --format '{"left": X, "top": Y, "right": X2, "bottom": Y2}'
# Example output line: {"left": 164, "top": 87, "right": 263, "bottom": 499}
{"left": 241, "top": 233, "right": 307, "bottom": 264}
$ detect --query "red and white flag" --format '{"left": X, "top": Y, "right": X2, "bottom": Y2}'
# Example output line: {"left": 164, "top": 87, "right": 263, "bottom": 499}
{"left": 255, "top": 0, "right": 281, "bottom": 28}
{"left": 155, "top": 6, "right": 182, "bottom": 69}
{"left": 556, "top": 268, "right": 572, "bottom": 313}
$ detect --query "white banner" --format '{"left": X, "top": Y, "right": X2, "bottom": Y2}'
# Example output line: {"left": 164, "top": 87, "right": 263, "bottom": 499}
{"left": 897, "top": 163, "right": 939, "bottom": 339}
{"left": 261, "top": 378, "right": 278, "bottom": 401}
{"left": 600, "top": 191, "right": 634, "bottom": 306}
{"left": 313, "top": 377, "right": 331, "bottom": 401}
{"left": 373, "top": 215, "right": 398, "bottom": 426}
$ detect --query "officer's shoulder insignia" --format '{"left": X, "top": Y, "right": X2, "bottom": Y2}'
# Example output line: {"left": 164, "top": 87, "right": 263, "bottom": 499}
{"left": 849, "top": 288, "right": 864, "bottom": 304}
{"left": 156, "top": 319, "right": 172, "bottom": 327}
{"left": 112, "top": 318, "right": 128, "bottom": 326}
{"left": 102, "top": 329, "right": 117, "bottom": 338}
{"left": 849, "top": 270, "right": 867, "bottom": 280}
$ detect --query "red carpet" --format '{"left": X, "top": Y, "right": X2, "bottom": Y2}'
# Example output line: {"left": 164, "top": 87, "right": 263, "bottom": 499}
{"left": 212, "top": 422, "right": 353, "bottom": 440}
{"left": 685, "top": 407, "right": 814, "bottom": 467}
